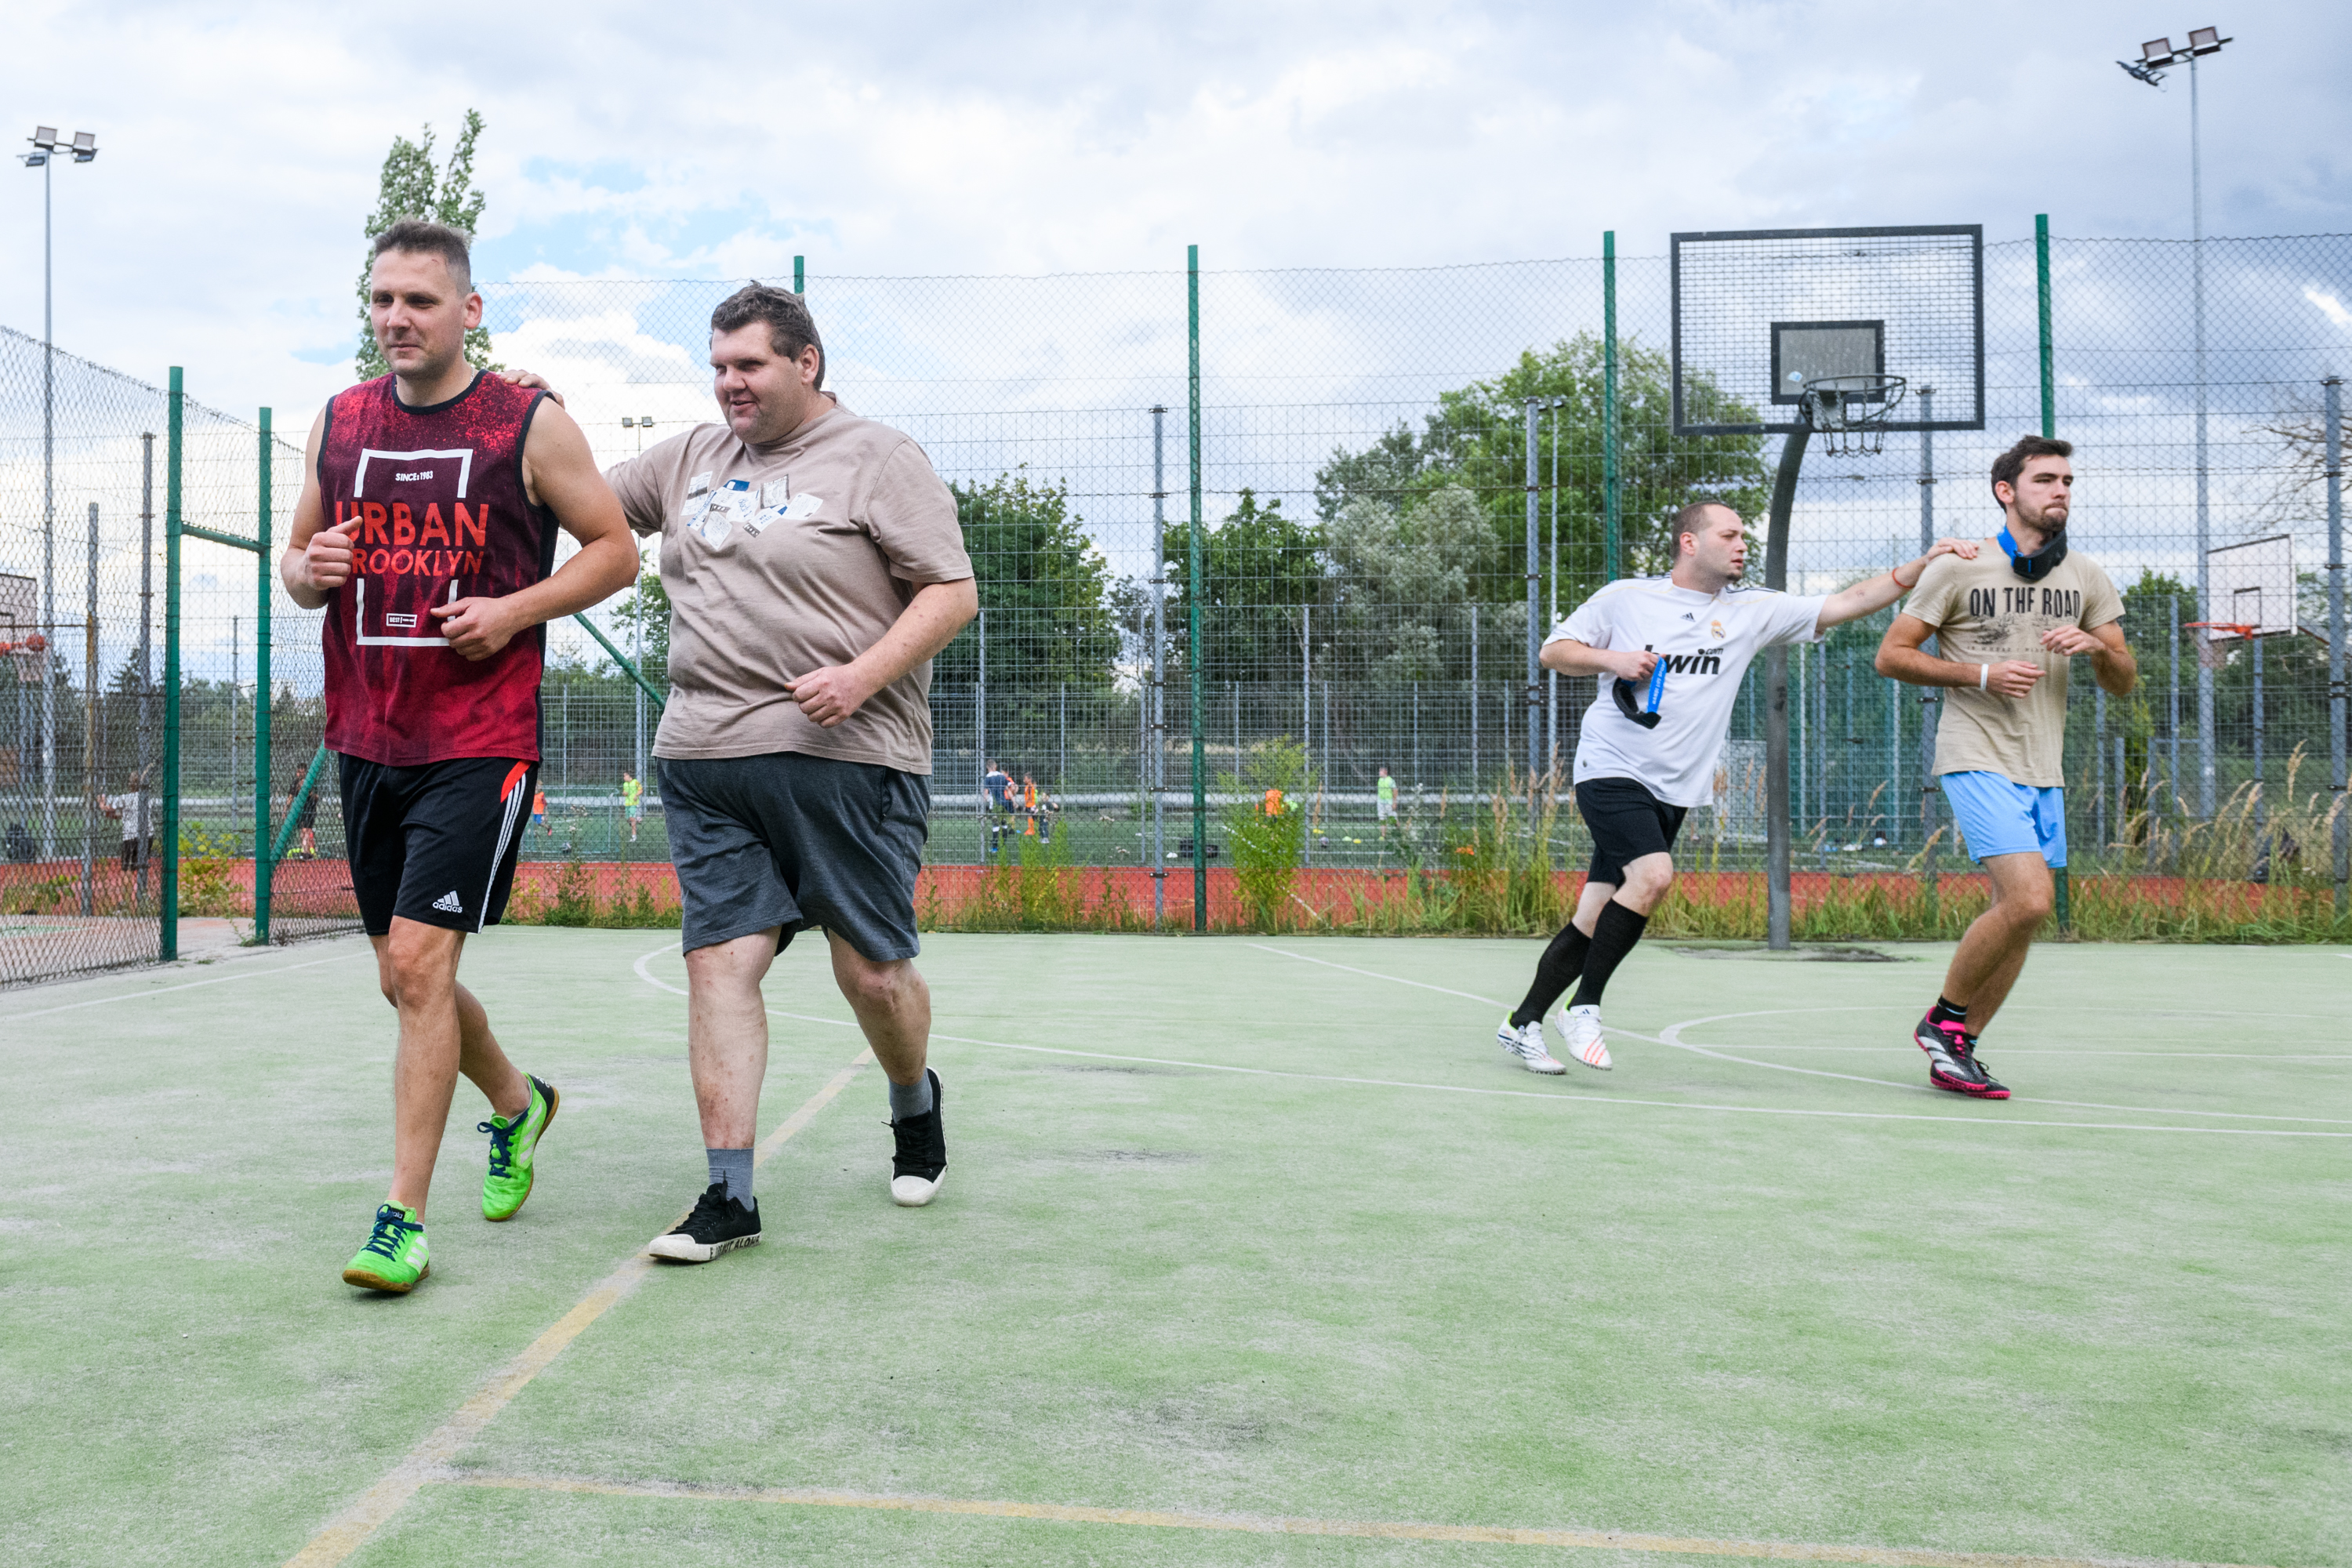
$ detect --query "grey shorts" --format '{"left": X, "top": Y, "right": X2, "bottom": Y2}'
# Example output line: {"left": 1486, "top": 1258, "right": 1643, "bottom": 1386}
{"left": 658, "top": 752, "right": 928, "bottom": 960}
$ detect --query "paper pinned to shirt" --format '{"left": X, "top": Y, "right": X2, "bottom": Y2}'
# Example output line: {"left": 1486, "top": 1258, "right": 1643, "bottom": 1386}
{"left": 700, "top": 478, "right": 752, "bottom": 549}
{"left": 782, "top": 492, "right": 822, "bottom": 521}
{"left": 744, "top": 475, "right": 791, "bottom": 537}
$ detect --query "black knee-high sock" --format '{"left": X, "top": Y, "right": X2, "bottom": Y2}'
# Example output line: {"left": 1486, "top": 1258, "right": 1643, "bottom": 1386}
{"left": 1510, "top": 920, "right": 1592, "bottom": 1025}
{"left": 1569, "top": 902, "right": 1649, "bottom": 1008}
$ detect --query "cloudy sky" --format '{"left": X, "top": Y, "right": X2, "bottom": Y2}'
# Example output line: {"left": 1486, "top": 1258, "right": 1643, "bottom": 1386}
{"left": 5, "top": 0, "right": 2349, "bottom": 426}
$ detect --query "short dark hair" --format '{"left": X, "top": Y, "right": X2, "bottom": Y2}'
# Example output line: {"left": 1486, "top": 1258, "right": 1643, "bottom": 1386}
{"left": 1991, "top": 435, "right": 2072, "bottom": 499}
{"left": 370, "top": 218, "right": 474, "bottom": 294}
{"left": 710, "top": 282, "right": 825, "bottom": 390}
{"left": 1673, "top": 499, "right": 1735, "bottom": 545}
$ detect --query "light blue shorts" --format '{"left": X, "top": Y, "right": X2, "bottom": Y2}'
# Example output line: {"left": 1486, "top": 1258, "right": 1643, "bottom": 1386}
{"left": 1940, "top": 771, "right": 2067, "bottom": 867}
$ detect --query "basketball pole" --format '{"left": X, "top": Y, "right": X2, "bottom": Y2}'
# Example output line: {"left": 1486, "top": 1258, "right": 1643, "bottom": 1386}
{"left": 1763, "top": 420, "right": 1811, "bottom": 950}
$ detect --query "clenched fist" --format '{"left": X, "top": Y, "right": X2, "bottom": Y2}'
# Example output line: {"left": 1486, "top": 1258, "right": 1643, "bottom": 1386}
{"left": 299, "top": 517, "right": 361, "bottom": 593}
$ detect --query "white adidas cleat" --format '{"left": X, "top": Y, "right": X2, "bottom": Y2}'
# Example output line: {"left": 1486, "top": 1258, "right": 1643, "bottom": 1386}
{"left": 1497, "top": 1018, "right": 1568, "bottom": 1075}
{"left": 1556, "top": 1005, "right": 1613, "bottom": 1070}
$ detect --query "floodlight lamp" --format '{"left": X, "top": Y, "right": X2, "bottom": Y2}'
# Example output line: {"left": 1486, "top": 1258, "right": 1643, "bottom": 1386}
{"left": 21, "top": 151, "right": 46, "bottom": 168}
{"left": 639, "top": 414, "right": 652, "bottom": 425}
{"left": 2140, "top": 37, "right": 2173, "bottom": 61}
{"left": 70, "top": 131, "right": 94, "bottom": 162}
{"left": 620, "top": 417, "right": 634, "bottom": 428}
{"left": 31, "top": 125, "right": 57, "bottom": 149}
{"left": 2187, "top": 26, "right": 2229, "bottom": 53}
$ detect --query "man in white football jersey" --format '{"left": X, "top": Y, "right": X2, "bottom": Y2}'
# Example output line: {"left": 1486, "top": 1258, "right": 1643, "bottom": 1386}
{"left": 1497, "top": 503, "right": 1978, "bottom": 1074}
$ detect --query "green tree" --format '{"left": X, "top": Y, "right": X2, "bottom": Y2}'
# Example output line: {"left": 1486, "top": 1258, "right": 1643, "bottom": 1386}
{"left": 1163, "top": 489, "right": 1327, "bottom": 684}
{"left": 601, "top": 564, "right": 671, "bottom": 688}
{"left": 1315, "top": 332, "right": 1768, "bottom": 603}
{"left": 1324, "top": 483, "right": 1493, "bottom": 684}
{"left": 935, "top": 470, "right": 1119, "bottom": 692}
{"left": 355, "top": 111, "right": 497, "bottom": 379}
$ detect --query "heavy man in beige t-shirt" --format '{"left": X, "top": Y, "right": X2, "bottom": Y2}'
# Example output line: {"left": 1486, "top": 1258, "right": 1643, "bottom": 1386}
{"left": 1877, "top": 436, "right": 2136, "bottom": 1100}
{"left": 526, "top": 284, "right": 975, "bottom": 1261}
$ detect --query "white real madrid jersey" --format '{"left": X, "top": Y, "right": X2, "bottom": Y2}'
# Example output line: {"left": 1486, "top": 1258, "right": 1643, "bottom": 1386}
{"left": 1548, "top": 576, "right": 1828, "bottom": 808}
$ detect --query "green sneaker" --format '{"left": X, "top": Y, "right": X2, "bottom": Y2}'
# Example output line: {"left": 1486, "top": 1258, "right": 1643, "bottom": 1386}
{"left": 343, "top": 1203, "right": 430, "bottom": 1293}
{"left": 480, "top": 1074, "right": 560, "bottom": 1222}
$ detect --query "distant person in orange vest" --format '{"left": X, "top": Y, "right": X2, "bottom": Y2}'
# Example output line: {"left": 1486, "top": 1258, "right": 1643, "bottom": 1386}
{"left": 1020, "top": 771, "right": 1040, "bottom": 836}
{"left": 532, "top": 788, "right": 549, "bottom": 837}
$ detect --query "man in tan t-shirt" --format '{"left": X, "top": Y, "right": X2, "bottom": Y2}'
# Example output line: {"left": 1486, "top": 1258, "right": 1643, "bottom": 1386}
{"left": 529, "top": 283, "right": 975, "bottom": 1260}
{"left": 1877, "top": 435, "right": 2136, "bottom": 1100}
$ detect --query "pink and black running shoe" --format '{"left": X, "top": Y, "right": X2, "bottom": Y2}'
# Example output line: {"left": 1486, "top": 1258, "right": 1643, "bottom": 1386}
{"left": 1915, "top": 1014, "right": 2011, "bottom": 1100}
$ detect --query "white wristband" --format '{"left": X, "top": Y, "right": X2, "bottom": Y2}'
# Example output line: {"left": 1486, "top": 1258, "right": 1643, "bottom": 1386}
{"left": 1979, "top": 663, "right": 1990, "bottom": 690}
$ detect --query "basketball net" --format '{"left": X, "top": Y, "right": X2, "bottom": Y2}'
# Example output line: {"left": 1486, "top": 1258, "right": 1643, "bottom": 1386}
{"left": 2185, "top": 620, "right": 2259, "bottom": 672}
{"left": 1802, "top": 375, "right": 1907, "bottom": 458}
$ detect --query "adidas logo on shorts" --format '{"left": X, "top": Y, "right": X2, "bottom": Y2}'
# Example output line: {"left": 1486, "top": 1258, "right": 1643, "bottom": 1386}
{"left": 431, "top": 890, "right": 463, "bottom": 913}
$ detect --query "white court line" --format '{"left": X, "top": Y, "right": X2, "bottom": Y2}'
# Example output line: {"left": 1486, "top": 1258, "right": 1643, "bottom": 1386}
{"left": 1681, "top": 1047, "right": 2350, "bottom": 1060}
{"left": 1656, "top": 1009, "right": 2352, "bottom": 1125}
{"left": 2, "top": 947, "right": 368, "bottom": 1023}
{"left": 283, "top": 1044, "right": 870, "bottom": 1567}
{"left": 631, "top": 948, "right": 2352, "bottom": 1139}
{"left": 1244, "top": 946, "right": 2352, "bottom": 1129}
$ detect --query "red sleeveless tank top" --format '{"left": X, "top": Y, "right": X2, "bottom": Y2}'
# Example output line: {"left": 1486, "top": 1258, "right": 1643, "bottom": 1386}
{"left": 316, "top": 372, "right": 558, "bottom": 766}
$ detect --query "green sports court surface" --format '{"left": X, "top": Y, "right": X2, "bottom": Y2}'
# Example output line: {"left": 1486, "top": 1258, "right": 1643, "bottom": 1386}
{"left": 3, "top": 930, "right": 2347, "bottom": 1566}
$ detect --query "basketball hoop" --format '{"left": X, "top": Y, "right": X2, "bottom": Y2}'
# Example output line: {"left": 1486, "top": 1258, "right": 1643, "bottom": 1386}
{"left": 1801, "top": 374, "right": 1908, "bottom": 456}
{"left": 2185, "top": 620, "right": 2259, "bottom": 672}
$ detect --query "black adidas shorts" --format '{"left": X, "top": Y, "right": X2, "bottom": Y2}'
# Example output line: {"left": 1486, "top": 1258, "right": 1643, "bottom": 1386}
{"left": 1575, "top": 775, "right": 1688, "bottom": 887}
{"left": 339, "top": 753, "right": 537, "bottom": 936}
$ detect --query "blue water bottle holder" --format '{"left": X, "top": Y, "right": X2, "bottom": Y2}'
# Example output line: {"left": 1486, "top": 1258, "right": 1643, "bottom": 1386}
{"left": 1610, "top": 646, "right": 1667, "bottom": 730}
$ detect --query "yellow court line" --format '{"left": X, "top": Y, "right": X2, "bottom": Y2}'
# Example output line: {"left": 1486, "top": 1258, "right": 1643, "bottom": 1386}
{"left": 283, "top": 1048, "right": 873, "bottom": 1568}
{"left": 432, "top": 1471, "right": 2285, "bottom": 1568}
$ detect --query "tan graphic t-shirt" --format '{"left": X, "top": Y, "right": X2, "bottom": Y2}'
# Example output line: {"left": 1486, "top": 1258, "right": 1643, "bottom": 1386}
{"left": 1903, "top": 539, "right": 2124, "bottom": 787}
{"left": 607, "top": 400, "right": 972, "bottom": 774}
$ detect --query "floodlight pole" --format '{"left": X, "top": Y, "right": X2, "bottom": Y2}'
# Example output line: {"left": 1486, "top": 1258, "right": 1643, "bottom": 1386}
{"left": 1916, "top": 388, "right": 1940, "bottom": 922}
{"left": 1523, "top": 396, "right": 1541, "bottom": 779}
{"left": 2325, "top": 376, "right": 2345, "bottom": 917}
{"left": 2190, "top": 45, "right": 2216, "bottom": 816}
{"left": 1763, "top": 421, "right": 1812, "bottom": 950}
{"left": 1150, "top": 403, "right": 1167, "bottom": 925}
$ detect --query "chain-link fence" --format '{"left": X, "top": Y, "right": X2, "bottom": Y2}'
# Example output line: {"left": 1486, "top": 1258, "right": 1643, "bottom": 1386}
{"left": 1, "top": 329, "right": 358, "bottom": 986}
{"left": 9, "top": 229, "right": 2347, "bottom": 980}
{"left": 517, "top": 230, "right": 2351, "bottom": 935}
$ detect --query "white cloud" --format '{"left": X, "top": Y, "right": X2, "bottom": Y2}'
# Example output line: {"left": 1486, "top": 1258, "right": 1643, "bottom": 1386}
{"left": 2307, "top": 288, "right": 2352, "bottom": 329}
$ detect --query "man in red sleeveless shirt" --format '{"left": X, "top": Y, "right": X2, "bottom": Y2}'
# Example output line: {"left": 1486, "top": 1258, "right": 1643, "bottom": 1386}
{"left": 281, "top": 220, "right": 639, "bottom": 1294}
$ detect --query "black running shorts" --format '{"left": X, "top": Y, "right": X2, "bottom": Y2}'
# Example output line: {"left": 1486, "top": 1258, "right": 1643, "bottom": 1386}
{"left": 1574, "top": 775, "right": 1688, "bottom": 887}
{"left": 339, "top": 753, "right": 536, "bottom": 936}
{"left": 658, "top": 751, "right": 928, "bottom": 962}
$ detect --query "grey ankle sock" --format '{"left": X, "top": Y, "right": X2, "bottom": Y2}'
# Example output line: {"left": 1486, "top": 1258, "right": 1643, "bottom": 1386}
{"left": 888, "top": 1072, "right": 935, "bottom": 1123}
{"left": 707, "top": 1147, "right": 754, "bottom": 1207}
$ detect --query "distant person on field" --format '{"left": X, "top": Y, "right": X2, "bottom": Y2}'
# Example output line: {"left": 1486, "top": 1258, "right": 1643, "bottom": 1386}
{"left": 517, "top": 281, "right": 976, "bottom": 1263}
{"left": 1375, "top": 764, "right": 1396, "bottom": 822}
{"left": 532, "top": 787, "right": 549, "bottom": 836}
{"left": 622, "top": 770, "right": 644, "bottom": 843}
{"left": 1876, "top": 436, "right": 2135, "bottom": 1099}
{"left": 280, "top": 217, "right": 639, "bottom": 1296}
{"left": 1497, "top": 503, "right": 1979, "bottom": 1076}
{"left": 983, "top": 759, "right": 1011, "bottom": 855}
{"left": 1021, "top": 771, "right": 1040, "bottom": 837}
{"left": 98, "top": 771, "right": 154, "bottom": 870}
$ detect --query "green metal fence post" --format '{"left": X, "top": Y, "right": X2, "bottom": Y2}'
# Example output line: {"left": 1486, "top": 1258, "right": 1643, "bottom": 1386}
{"left": 253, "top": 408, "right": 274, "bottom": 945}
{"left": 2037, "top": 215, "right": 2072, "bottom": 932}
{"left": 1188, "top": 243, "right": 1207, "bottom": 932}
{"left": 1602, "top": 230, "right": 1621, "bottom": 583}
{"left": 2036, "top": 215, "right": 2056, "bottom": 441}
{"left": 793, "top": 255, "right": 804, "bottom": 295}
{"left": 161, "top": 368, "right": 183, "bottom": 959}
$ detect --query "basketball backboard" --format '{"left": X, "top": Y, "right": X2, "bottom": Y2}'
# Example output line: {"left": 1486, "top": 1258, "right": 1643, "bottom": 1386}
{"left": 0, "top": 573, "right": 37, "bottom": 672}
{"left": 2202, "top": 534, "right": 2296, "bottom": 640}
{"left": 1671, "top": 225, "right": 1985, "bottom": 436}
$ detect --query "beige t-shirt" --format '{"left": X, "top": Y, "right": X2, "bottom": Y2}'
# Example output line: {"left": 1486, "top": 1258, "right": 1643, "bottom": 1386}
{"left": 1904, "top": 540, "right": 2124, "bottom": 787}
{"left": 608, "top": 401, "right": 972, "bottom": 774}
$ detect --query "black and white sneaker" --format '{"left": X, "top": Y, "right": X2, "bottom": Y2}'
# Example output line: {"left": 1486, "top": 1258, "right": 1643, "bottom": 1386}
{"left": 647, "top": 1183, "right": 762, "bottom": 1262}
{"left": 889, "top": 1068, "right": 948, "bottom": 1207}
